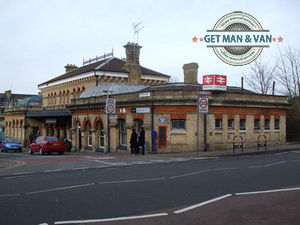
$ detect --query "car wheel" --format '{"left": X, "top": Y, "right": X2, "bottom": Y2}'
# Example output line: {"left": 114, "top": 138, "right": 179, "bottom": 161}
{"left": 47, "top": 152, "right": 51, "bottom": 155}
{"left": 58, "top": 151, "right": 64, "bottom": 155}
{"left": 29, "top": 147, "right": 33, "bottom": 155}
{"left": 40, "top": 147, "right": 44, "bottom": 155}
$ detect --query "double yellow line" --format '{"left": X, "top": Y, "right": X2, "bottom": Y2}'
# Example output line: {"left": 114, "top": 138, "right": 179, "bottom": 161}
{"left": 0, "top": 159, "right": 25, "bottom": 172}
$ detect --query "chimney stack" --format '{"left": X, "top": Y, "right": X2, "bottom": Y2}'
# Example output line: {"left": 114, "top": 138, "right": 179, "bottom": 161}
{"left": 64, "top": 64, "right": 78, "bottom": 73}
{"left": 183, "top": 63, "right": 199, "bottom": 83}
{"left": 124, "top": 42, "right": 142, "bottom": 85}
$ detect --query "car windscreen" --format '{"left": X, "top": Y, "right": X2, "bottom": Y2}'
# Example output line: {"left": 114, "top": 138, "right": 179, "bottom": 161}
{"left": 6, "top": 139, "right": 19, "bottom": 143}
{"left": 45, "top": 137, "right": 59, "bottom": 141}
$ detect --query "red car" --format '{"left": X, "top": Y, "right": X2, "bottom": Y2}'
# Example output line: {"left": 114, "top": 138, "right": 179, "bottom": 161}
{"left": 29, "top": 136, "right": 66, "bottom": 155}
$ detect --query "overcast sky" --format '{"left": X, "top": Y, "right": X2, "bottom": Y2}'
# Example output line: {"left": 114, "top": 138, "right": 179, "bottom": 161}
{"left": 1, "top": 0, "right": 299, "bottom": 94}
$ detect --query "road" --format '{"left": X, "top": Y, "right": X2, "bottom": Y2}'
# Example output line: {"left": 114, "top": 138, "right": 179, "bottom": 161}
{"left": 0, "top": 151, "right": 300, "bottom": 225}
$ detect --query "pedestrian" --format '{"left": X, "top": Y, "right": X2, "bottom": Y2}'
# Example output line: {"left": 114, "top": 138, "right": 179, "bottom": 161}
{"left": 130, "top": 129, "right": 138, "bottom": 154}
{"left": 138, "top": 126, "right": 145, "bottom": 155}
{"left": 29, "top": 131, "right": 34, "bottom": 144}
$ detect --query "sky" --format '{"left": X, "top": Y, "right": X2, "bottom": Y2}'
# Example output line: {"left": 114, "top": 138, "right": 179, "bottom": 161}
{"left": 1, "top": 0, "right": 299, "bottom": 95}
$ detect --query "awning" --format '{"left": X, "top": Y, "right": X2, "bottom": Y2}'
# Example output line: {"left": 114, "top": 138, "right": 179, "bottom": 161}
{"left": 26, "top": 109, "right": 72, "bottom": 118}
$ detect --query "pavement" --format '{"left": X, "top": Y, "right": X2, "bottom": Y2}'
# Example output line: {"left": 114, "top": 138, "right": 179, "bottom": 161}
{"left": 1, "top": 142, "right": 300, "bottom": 177}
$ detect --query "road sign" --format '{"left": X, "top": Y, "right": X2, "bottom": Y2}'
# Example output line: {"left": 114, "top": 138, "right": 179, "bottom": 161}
{"left": 199, "top": 97, "right": 208, "bottom": 114}
{"left": 106, "top": 98, "right": 116, "bottom": 114}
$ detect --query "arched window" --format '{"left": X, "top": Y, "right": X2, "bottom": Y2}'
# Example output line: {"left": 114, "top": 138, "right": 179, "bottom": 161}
{"left": 87, "top": 121, "right": 92, "bottom": 147}
{"left": 98, "top": 122, "right": 104, "bottom": 148}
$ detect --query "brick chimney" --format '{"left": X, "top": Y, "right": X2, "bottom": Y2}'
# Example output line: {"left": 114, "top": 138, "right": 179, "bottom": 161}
{"left": 123, "top": 42, "right": 142, "bottom": 85}
{"left": 183, "top": 62, "right": 199, "bottom": 83}
{"left": 64, "top": 64, "right": 78, "bottom": 73}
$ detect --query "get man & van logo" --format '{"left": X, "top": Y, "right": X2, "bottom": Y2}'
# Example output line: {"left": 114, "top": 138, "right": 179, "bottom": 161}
{"left": 192, "top": 11, "right": 283, "bottom": 66}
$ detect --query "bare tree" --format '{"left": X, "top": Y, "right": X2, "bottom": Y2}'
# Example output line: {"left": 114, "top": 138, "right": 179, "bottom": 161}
{"left": 274, "top": 44, "right": 300, "bottom": 98}
{"left": 242, "top": 57, "right": 276, "bottom": 94}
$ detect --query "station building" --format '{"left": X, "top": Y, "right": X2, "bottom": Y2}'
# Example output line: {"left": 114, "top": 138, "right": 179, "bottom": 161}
{"left": 3, "top": 41, "right": 290, "bottom": 153}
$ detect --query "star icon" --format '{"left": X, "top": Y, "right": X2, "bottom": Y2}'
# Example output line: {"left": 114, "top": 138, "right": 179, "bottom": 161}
{"left": 199, "top": 37, "right": 203, "bottom": 42}
{"left": 278, "top": 36, "right": 283, "bottom": 42}
{"left": 192, "top": 36, "right": 198, "bottom": 42}
{"left": 273, "top": 37, "right": 276, "bottom": 42}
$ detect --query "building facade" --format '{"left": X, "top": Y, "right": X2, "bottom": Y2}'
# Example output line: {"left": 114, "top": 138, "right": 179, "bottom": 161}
{"left": 3, "top": 42, "right": 170, "bottom": 147}
{"left": 67, "top": 63, "right": 289, "bottom": 153}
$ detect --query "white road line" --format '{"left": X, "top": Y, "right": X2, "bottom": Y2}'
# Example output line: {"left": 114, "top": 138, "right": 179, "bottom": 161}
{"left": 235, "top": 187, "right": 300, "bottom": 196}
{"left": 0, "top": 193, "right": 20, "bottom": 197}
{"left": 54, "top": 213, "right": 168, "bottom": 224}
{"left": 99, "top": 177, "right": 165, "bottom": 185}
{"left": 173, "top": 194, "right": 232, "bottom": 214}
{"left": 44, "top": 169, "right": 63, "bottom": 173}
{"left": 12, "top": 172, "right": 33, "bottom": 176}
{"left": 71, "top": 167, "right": 89, "bottom": 170}
{"left": 168, "top": 170, "right": 210, "bottom": 179}
{"left": 213, "top": 167, "right": 239, "bottom": 171}
{"left": 263, "top": 161, "right": 287, "bottom": 167}
{"left": 25, "top": 183, "right": 95, "bottom": 195}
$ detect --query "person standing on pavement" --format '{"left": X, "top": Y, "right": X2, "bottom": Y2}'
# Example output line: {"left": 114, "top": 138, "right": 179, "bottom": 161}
{"left": 29, "top": 131, "right": 34, "bottom": 144}
{"left": 138, "top": 126, "right": 145, "bottom": 155}
{"left": 130, "top": 129, "right": 138, "bottom": 154}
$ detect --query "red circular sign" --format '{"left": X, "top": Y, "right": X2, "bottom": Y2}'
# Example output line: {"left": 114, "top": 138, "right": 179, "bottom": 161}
{"left": 199, "top": 98, "right": 208, "bottom": 109}
{"left": 106, "top": 104, "right": 115, "bottom": 113}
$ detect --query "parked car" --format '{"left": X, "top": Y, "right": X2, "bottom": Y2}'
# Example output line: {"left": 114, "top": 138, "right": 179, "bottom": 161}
{"left": 1, "top": 138, "right": 22, "bottom": 152}
{"left": 29, "top": 136, "right": 66, "bottom": 155}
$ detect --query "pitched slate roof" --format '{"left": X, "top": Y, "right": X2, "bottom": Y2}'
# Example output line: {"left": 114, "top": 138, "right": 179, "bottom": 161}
{"left": 39, "top": 57, "right": 170, "bottom": 86}
{"left": 78, "top": 81, "right": 149, "bottom": 99}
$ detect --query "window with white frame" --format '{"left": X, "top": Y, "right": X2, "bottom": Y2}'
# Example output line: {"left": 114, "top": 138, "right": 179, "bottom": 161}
{"left": 254, "top": 119, "right": 260, "bottom": 130}
{"left": 240, "top": 119, "right": 246, "bottom": 130}
{"left": 228, "top": 119, "right": 234, "bottom": 130}
{"left": 87, "top": 122, "right": 92, "bottom": 147}
{"left": 98, "top": 122, "right": 104, "bottom": 148}
{"left": 119, "top": 119, "right": 127, "bottom": 145}
{"left": 171, "top": 119, "right": 186, "bottom": 131}
{"left": 264, "top": 119, "right": 270, "bottom": 130}
{"left": 215, "top": 119, "right": 222, "bottom": 131}
{"left": 275, "top": 119, "right": 280, "bottom": 130}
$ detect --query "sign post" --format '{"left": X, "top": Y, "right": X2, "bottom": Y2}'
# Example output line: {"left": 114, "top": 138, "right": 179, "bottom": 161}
{"left": 197, "top": 90, "right": 209, "bottom": 154}
{"left": 104, "top": 93, "right": 115, "bottom": 154}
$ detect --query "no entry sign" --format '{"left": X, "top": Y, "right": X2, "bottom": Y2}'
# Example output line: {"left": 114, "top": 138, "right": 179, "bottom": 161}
{"left": 199, "top": 97, "right": 208, "bottom": 114}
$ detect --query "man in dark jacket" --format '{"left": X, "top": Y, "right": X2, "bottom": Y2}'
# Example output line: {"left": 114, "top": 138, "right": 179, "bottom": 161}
{"left": 138, "top": 126, "right": 145, "bottom": 155}
{"left": 130, "top": 129, "right": 138, "bottom": 154}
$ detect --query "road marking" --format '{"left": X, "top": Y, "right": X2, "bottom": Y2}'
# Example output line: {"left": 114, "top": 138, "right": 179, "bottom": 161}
{"left": 54, "top": 213, "right": 168, "bottom": 224}
{"left": 235, "top": 187, "right": 300, "bottom": 196}
{"left": 0, "top": 193, "right": 20, "bottom": 197}
{"left": 213, "top": 167, "right": 239, "bottom": 171}
{"left": 173, "top": 194, "right": 232, "bottom": 214}
{"left": 99, "top": 177, "right": 165, "bottom": 185}
{"left": 168, "top": 170, "right": 210, "bottom": 179}
{"left": 0, "top": 159, "right": 25, "bottom": 172}
{"left": 263, "top": 161, "right": 287, "bottom": 167}
{"left": 71, "top": 167, "right": 89, "bottom": 170}
{"left": 44, "top": 169, "right": 63, "bottom": 173}
{"left": 25, "top": 183, "right": 95, "bottom": 195}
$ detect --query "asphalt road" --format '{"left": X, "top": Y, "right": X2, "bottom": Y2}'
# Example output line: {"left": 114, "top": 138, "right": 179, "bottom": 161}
{"left": 0, "top": 151, "right": 299, "bottom": 225}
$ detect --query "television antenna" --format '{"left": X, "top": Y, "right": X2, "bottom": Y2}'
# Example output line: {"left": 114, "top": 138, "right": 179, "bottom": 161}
{"left": 132, "top": 22, "right": 144, "bottom": 44}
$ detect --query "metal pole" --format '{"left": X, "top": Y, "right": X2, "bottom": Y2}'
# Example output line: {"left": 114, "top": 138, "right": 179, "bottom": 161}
{"left": 204, "top": 114, "right": 207, "bottom": 151}
{"left": 197, "top": 89, "right": 199, "bottom": 155}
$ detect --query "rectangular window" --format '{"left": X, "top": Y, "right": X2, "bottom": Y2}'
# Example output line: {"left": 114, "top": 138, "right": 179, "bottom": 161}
{"left": 119, "top": 119, "right": 127, "bottom": 145}
{"left": 228, "top": 119, "right": 234, "bottom": 130}
{"left": 264, "top": 119, "right": 270, "bottom": 130}
{"left": 275, "top": 119, "right": 280, "bottom": 130}
{"left": 215, "top": 119, "right": 222, "bottom": 131}
{"left": 98, "top": 123, "right": 104, "bottom": 148}
{"left": 171, "top": 119, "right": 186, "bottom": 131}
{"left": 87, "top": 123, "right": 92, "bottom": 147}
{"left": 240, "top": 119, "right": 246, "bottom": 130}
{"left": 254, "top": 119, "right": 260, "bottom": 130}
